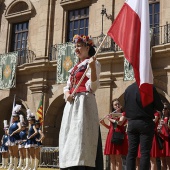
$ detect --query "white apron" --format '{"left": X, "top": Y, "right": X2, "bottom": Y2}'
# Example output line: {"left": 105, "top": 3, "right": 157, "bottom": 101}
{"left": 59, "top": 92, "right": 99, "bottom": 168}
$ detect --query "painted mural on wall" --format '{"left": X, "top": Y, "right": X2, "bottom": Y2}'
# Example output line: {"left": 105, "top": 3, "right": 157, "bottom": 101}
{"left": 56, "top": 43, "right": 78, "bottom": 84}
{"left": 0, "top": 52, "right": 18, "bottom": 89}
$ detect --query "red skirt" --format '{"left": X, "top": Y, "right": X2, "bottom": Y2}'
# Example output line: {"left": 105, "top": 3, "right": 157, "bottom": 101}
{"left": 150, "top": 133, "right": 163, "bottom": 157}
{"left": 137, "top": 134, "right": 164, "bottom": 158}
{"left": 104, "top": 125, "right": 114, "bottom": 155}
{"left": 160, "top": 125, "right": 170, "bottom": 157}
{"left": 104, "top": 131, "right": 128, "bottom": 155}
{"left": 112, "top": 132, "right": 128, "bottom": 155}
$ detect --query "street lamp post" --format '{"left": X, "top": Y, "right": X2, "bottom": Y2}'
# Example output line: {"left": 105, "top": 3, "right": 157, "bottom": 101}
{"left": 101, "top": 5, "right": 106, "bottom": 36}
{"left": 100, "top": 5, "right": 112, "bottom": 36}
{"left": 97, "top": 5, "right": 112, "bottom": 52}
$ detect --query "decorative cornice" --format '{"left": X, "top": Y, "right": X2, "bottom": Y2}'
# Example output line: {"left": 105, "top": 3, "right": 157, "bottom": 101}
{"left": 152, "top": 43, "right": 170, "bottom": 56}
{"left": 17, "top": 61, "right": 56, "bottom": 75}
{"left": 60, "top": 0, "right": 92, "bottom": 10}
{"left": 5, "top": 0, "right": 33, "bottom": 23}
{"left": 29, "top": 85, "right": 48, "bottom": 94}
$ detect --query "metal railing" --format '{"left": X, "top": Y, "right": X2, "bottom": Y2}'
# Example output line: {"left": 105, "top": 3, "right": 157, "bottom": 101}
{"left": 49, "top": 23, "right": 170, "bottom": 61}
{"left": 0, "top": 147, "right": 59, "bottom": 168}
{"left": 16, "top": 49, "right": 36, "bottom": 66}
{"left": 39, "top": 147, "right": 59, "bottom": 168}
{"left": 49, "top": 36, "right": 121, "bottom": 61}
{"left": 151, "top": 22, "right": 170, "bottom": 46}
{"left": 93, "top": 34, "right": 122, "bottom": 52}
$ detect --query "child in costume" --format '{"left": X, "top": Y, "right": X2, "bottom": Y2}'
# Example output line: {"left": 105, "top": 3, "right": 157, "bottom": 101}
{"left": 0, "top": 120, "right": 9, "bottom": 169}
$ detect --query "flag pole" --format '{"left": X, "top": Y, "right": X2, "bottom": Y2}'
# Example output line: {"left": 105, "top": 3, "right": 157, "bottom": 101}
{"left": 10, "top": 94, "right": 16, "bottom": 125}
{"left": 42, "top": 93, "right": 45, "bottom": 133}
{"left": 71, "top": 35, "right": 107, "bottom": 96}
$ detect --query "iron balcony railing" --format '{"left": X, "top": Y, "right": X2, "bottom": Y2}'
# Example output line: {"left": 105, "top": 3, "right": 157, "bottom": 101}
{"left": 16, "top": 49, "right": 36, "bottom": 66}
{"left": 39, "top": 147, "right": 59, "bottom": 168}
{"left": 0, "top": 147, "right": 59, "bottom": 168}
{"left": 151, "top": 22, "right": 170, "bottom": 46}
{"left": 49, "top": 23, "right": 170, "bottom": 61}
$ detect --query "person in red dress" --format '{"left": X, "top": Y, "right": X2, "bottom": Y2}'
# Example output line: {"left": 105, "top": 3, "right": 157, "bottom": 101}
{"left": 150, "top": 111, "right": 163, "bottom": 170}
{"left": 159, "top": 103, "right": 170, "bottom": 170}
{"left": 100, "top": 99, "right": 127, "bottom": 170}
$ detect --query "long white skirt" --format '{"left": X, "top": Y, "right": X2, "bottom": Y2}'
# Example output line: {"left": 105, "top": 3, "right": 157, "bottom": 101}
{"left": 59, "top": 92, "right": 99, "bottom": 168}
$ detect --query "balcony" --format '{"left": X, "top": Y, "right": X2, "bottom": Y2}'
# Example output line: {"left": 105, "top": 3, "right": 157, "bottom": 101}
{"left": 151, "top": 22, "right": 170, "bottom": 46}
{"left": 16, "top": 49, "right": 36, "bottom": 66}
{"left": 39, "top": 147, "right": 59, "bottom": 168}
{"left": 49, "top": 23, "right": 170, "bottom": 61}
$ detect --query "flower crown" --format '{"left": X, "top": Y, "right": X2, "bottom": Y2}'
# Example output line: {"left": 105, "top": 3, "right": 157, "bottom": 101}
{"left": 73, "top": 34, "right": 95, "bottom": 46}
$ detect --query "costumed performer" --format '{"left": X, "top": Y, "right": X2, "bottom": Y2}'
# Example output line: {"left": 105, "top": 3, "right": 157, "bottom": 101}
{"left": 59, "top": 34, "right": 103, "bottom": 170}
{"left": 0, "top": 120, "right": 9, "bottom": 169}
{"left": 17, "top": 115, "right": 27, "bottom": 169}
{"left": 6, "top": 104, "right": 22, "bottom": 170}
{"left": 34, "top": 119, "right": 45, "bottom": 170}
{"left": 24, "top": 110, "right": 37, "bottom": 170}
{"left": 100, "top": 99, "right": 127, "bottom": 170}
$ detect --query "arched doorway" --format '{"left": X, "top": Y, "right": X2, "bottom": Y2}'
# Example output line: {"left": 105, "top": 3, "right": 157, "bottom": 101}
{"left": 43, "top": 94, "right": 65, "bottom": 146}
{"left": 0, "top": 96, "right": 27, "bottom": 140}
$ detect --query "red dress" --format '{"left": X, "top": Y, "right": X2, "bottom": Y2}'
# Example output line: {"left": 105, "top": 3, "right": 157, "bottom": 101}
{"left": 104, "top": 122, "right": 114, "bottom": 155}
{"left": 104, "top": 112, "right": 128, "bottom": 156}
{"left": 160, "top": 117, "right": 170, "bottom": 157}
{"left": 150, "top": 112, "right": 163, "bottom": 157}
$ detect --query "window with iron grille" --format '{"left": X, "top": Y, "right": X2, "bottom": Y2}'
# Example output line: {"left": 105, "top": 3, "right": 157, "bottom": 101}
{"left": 11, "top": 21, "right": 29, "bottom": 57}
{"left": 67, "top": 7, "right": 89, "bottom": 42}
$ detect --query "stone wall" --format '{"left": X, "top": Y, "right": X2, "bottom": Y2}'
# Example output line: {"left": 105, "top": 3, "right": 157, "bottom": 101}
{"left": 0, "top": 0, "right": 170, "bottom": 167}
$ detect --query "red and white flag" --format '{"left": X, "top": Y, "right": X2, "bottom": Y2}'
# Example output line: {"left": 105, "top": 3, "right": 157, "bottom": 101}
{"left": 108, "top": 0, "right": 153, "bottom": 107}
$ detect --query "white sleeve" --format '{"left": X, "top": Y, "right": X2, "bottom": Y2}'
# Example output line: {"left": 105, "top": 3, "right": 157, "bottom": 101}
{"left": 63, "top": 75, "right": 71, "bottom": 99}
{"left": 85, "top": 60, "right": 101, "bottom": 93}
{"left": 63, "top": 67, "right": 74, "bottom": 94}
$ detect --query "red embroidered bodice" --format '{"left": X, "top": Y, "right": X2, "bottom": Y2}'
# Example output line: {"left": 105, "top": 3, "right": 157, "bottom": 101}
{"left": 69, "top": 63, "right": 89, "bottom": 94}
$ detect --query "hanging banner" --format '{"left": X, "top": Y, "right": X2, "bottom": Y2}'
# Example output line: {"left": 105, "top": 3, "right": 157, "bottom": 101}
{"left": 0, "top": 52, "right": 18, "bottom": 89}
{"left": 124, "top": 58, "right": 134, "bottom": 81}
{"left": 56, "top": 42, "right": 78, "bottom": 84}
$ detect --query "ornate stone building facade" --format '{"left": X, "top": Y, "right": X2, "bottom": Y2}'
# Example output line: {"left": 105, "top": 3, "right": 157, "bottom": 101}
{"left": 0, "top": 0, "right": 169, "bottom": 156}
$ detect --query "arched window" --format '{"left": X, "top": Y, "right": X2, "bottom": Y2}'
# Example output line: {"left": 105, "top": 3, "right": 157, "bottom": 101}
{"left": 5, "top": 0, "right": 33, "bottom": 23}
{"left": 5, "top": 0, "right": 34, "bottom": 64}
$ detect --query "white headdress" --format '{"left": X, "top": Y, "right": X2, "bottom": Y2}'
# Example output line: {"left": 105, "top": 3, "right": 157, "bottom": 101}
{"left": 13, "top": 104, "right": 21, "bottom": 112}
{"left": 3, "top": 120, "right": 9, "bottom": 129}
{"left": 27, "top": 109, "right": 35, "bottom": 120}
{"left": 19, "top": 115, "right": 24, "bottom": 123}
{"left": 12, "top": 104, "right": 22, "bottom": 116}
{"left": 26, "top": 109, "right": 32, "bottom": 119}
{"left": 32, "top": 112, "right": 38, "bottom": 121}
